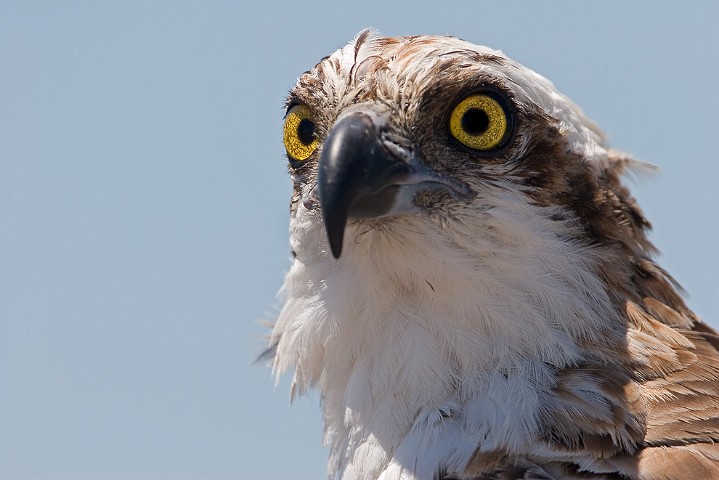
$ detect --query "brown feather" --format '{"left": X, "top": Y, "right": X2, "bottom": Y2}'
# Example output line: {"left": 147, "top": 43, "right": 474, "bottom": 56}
{"left": 464, "top": 123, "right": 719, "bottom": 479}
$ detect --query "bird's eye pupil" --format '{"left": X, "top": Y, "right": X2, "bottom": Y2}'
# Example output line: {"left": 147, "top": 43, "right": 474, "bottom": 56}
{"left": 461, "top": 108, "right": 489, "bottom": 136}
{"left": 297, "top": 119, "right": 316, "bottom": 145}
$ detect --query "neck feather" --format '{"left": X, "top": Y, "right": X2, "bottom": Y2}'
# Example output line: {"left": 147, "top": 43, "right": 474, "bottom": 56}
{"left": 271, "top": 203, "right": 624, "bottom": 479}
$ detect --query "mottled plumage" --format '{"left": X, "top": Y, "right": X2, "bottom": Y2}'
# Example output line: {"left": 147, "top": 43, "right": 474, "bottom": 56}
{"left": 266, "top": 31, "right": 719, "bottom": 479}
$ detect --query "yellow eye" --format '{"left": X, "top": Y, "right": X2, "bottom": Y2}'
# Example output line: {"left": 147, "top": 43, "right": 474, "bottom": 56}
{"left": 283, "top": 104, "right": 318, "bottom": 162}
{"left": 449, "top": 93, "right": 510, "bottom": 151}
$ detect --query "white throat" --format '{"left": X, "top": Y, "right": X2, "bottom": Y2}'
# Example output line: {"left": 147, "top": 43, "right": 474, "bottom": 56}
{"left": 271, "top": 195, "right": 618, "bottom": 480}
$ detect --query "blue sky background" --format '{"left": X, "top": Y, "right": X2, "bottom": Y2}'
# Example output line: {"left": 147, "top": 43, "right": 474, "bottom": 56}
{"left": 1, "top": 2, "right": 717, "bottom": 479}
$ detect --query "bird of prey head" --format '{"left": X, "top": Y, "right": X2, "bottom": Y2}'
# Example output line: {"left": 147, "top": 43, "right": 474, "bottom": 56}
{"left": 266, "top": 31, "right": 719, "bottom": 480}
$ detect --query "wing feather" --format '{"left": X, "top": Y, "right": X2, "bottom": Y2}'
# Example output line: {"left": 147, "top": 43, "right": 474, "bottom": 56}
{"left": 465, "top": 302, "right": 719, "bottom": 479}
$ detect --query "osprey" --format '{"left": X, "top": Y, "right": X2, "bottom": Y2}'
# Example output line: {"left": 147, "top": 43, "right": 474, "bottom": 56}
{"left": 266, "top": 31, "right": 719, "bottom": 479}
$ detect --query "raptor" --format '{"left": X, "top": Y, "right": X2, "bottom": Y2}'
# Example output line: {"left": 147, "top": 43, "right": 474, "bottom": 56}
{"left": 266, "top": 31, "right": 719, "bottom": 479}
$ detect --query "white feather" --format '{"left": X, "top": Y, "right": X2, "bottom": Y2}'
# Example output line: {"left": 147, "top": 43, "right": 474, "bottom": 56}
{"left": 272, "top": 187, "right": 618, "bottom": 479}
{"left": 272, "top": 32, "right": 624, "bottom": 479}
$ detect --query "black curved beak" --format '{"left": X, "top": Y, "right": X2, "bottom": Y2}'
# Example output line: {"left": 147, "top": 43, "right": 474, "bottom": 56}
{"left": 317, "top": 110, "right": 475, "bottom": 259}
{"left": 317, "top": 111, "right": 412, "bottom": 258}
{"left": 317, "top": 112, "right": 402, "bottom": 258}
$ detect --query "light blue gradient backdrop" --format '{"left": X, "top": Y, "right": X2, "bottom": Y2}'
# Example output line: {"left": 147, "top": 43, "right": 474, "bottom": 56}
{"left": 1, "top": 2, "right": 717, "bottom": 479}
